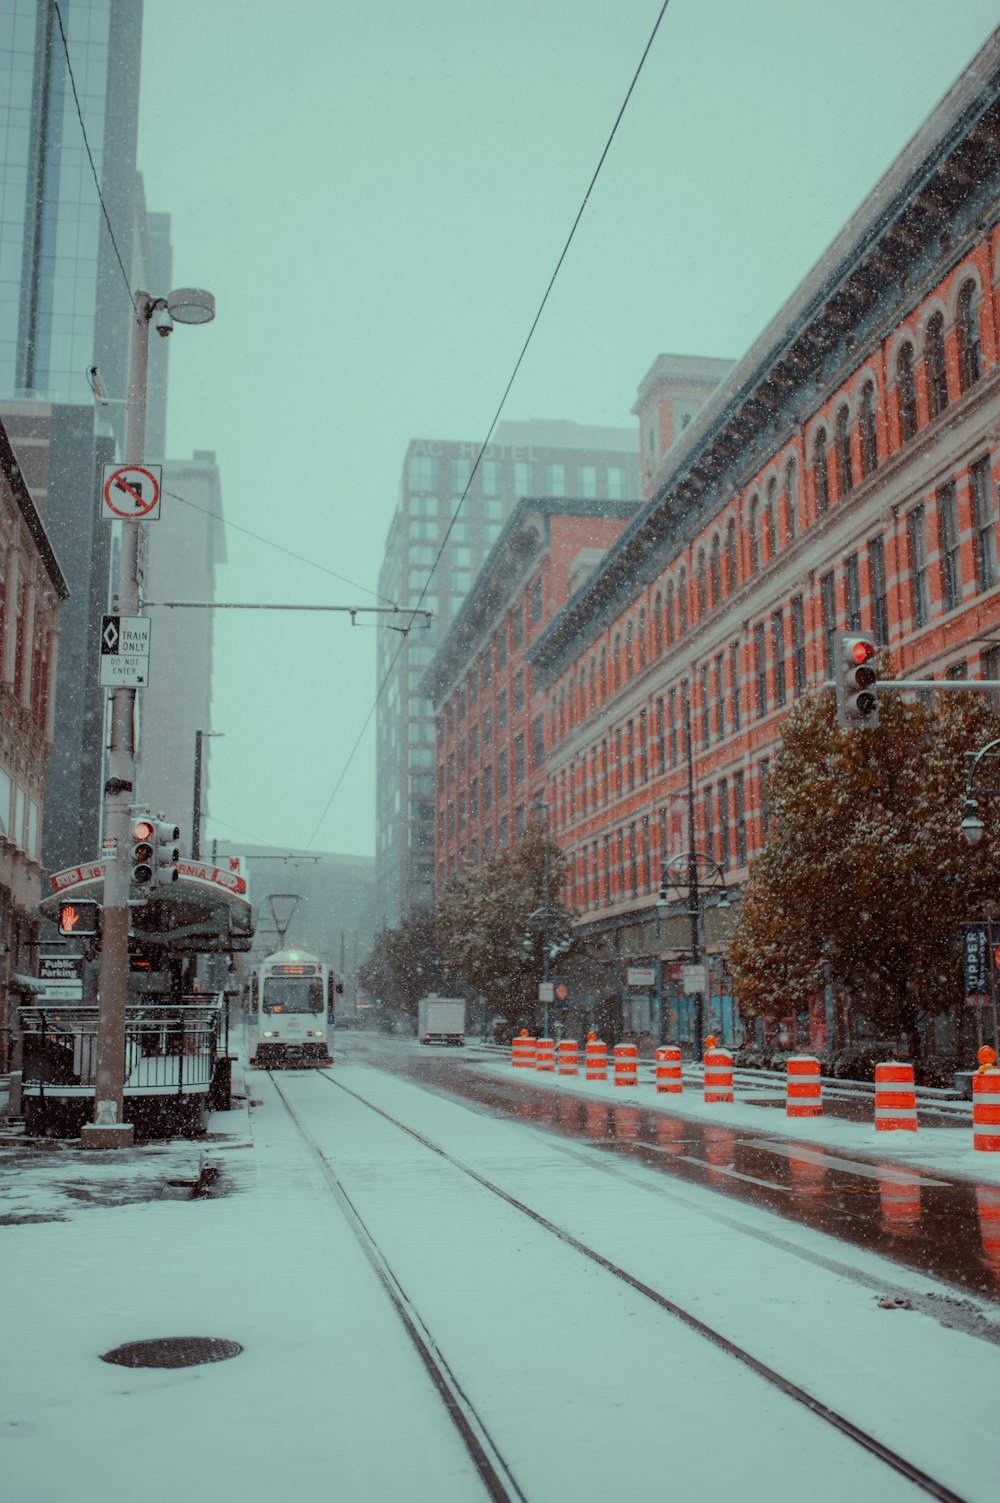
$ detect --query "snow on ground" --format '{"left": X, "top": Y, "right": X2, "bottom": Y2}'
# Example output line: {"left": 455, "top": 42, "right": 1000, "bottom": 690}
{"left": 1, "top": 1036, "right": 998, "bottom": 1503}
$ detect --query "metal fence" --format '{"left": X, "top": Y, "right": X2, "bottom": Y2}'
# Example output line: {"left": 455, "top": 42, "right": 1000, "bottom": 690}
{"left": 17, "top": 999, "right": 224, "bottom": 1097}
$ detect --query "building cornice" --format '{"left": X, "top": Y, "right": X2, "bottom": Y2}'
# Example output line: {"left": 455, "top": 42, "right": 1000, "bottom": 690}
{"left": 0, "top": 418, "right": 70, "bottom": 599}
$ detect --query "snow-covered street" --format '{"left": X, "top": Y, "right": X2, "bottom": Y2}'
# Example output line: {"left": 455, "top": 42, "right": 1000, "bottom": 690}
{"left": 3, "top": 1034, "right": 1000, "bottom": 1502}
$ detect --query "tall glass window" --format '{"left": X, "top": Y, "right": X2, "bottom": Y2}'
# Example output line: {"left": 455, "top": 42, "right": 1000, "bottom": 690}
{"left": 972, "top": 457, "right": 997, "bottom": 593}
{"left": 938, "top": 482, "right": 961, "bottom": 612}
{"left": 908, "top": 505, "right": 930, "bottom": 627}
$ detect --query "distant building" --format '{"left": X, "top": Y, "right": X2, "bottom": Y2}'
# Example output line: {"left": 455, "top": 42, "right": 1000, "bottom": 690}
{"left": 375, "top": 419, "right": 641, "bottom": 928}
{"left": 0, "top": 414, "right": 69, "bottom": 1067}
{"left": 632, "top": 354, "right": 736, "bottom": 497}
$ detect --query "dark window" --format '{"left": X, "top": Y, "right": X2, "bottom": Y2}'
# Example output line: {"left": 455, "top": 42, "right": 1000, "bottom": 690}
{"left": 957, "top": 280, "right": 982, "bottom": 392}
{"left": 785, "top": 461, "right": 798, "bottom": 540}
{"left": 668, "top": 688, "right": 678, "bottom": 766}
{"left": 718, "top": 779, "right": 730, "bottom": 871}
{"left": 972, "top": 457, "right": 997, "bottom": 593}
{"left": 760, "top": 758, "right": 771, "bottom": 838}
{"left": 696, "top": 550, "right": 707, "bottom": 615}
{"left": 615, "top": 728, "right": 623, "bottom": 795}
{"left": 638, "top": 607, "right": 647, "bottom": 667}
{"left": 729, "top": 642, "right": 741, "bottom": 732}
{"left": 845, "top": 552, "right": 861, "bottom": 631}
{"left": 678, "top": 567, "right": 688, "bottom": 632}
{"left": 710, "top": 536, "right": 721, "bottom": 603}
{"left": 939, "top": 481, "right": 962, "bottom": 612}
{"left": 750, "top": 496, "right": 760, "bottom": 572}
{"left": 926, "top": 313, "right": 949, "bottom": 417}
{"left": 735, "top": 772, "right": 747, "bottom": 866}
{"left": 482, "top": 653, "right": 491, "bottom": 688}
{"left": 498, "top": 690, "right": 507, "bottom": 731}
{"left": 470, "top": 779, "right": 479, "bottom": 821}
{"left": 726, "top": 518, "right": 738, "bottom": 591}
{"left": 656, "top": 697, "right": 666, "bottom": 773}
{"left": 638, "top": 708, "right": 648, "bottom": 782}
{"left": 653, "top": 595, "right": 663, "bottom": 655}
{"left": 896, "top": 343, "right": 918, "bottom": 440}
{"left": 512, "top": 609, "right": 523, "bottom": 649}
{"left": 498, "top": 749, "right": 508, "bottom": 798}
{"left": 869, "top": 535, "right": 889, "bottom": 646}
{"left": 532, "top": 715, "right": 544, "bottom": 769}
{"left": 835, "top": 406, "right": 853, "bottom": 497}
{"left": 772, "top": 610, "right": 786, "bottom": 707}
{"left": 813, "top": 429, "right": 829, "bottom": 513}
{"left": 700, "top": 664, "right": 710, "bottom": 746}
{"left": 715, "top": 653, "right": 725, "bottom": 741}
{"left": 626, "top": 720, "right": 635, "bottom": 790}
{"left": 703, "top": 787, "right": 714, "bottom": 866}
{"left": 530, "top": 578, "right": 542, "bottom": 625}
{"left": 821, "top": 571, "right": 837, "bottom": 676}
{"left": 484, "top": 765, "right": 493, "bottom": 810}
{"left": 754, "top": 622, "right": 767, "bottom": 718}
{"left": 484, "top": 707, "right": 492, "bottom": 745}
{"left": 791, "top": 595, "right": 807, "bottom": 694}
{"left": 514, "top": 669, "right": 524, "bottom": 712}
{"left": 497, "top": 629, "right": 507, "bottom": 668}
{"left": 908, "top": 505, "right": 930, "bottom": 627}
{"left": 859, "top": 383, "right": 877, "bottom": 477}
{"left": 665, "top": 581, "right": 675, "bottom": 645}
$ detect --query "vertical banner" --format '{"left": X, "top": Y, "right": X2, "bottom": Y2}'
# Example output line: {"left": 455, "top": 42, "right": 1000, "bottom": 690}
{"left": 963, "top": 923, "right": 991, "bottom": 1006}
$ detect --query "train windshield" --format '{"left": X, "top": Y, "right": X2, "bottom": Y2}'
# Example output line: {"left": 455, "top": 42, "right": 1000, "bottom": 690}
{"left": 262, "top": 977, "right": 324, "bottom": 1014}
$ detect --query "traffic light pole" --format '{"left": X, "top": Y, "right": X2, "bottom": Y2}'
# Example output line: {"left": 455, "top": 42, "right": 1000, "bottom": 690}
{"left": 83, "top": 297, "right": 153, "bottom": 1147}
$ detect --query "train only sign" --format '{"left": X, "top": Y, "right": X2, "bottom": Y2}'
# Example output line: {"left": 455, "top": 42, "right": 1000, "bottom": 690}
{"left": 100, "top": 615, "right": 151, "bottom": 687}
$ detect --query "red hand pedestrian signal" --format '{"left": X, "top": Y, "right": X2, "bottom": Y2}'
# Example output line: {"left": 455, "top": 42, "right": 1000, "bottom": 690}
{"left": 57, "top": 899, "right": 100, "bottom": 936}
{"left": 60, "top": 905, "right": 80, "bottom": 932}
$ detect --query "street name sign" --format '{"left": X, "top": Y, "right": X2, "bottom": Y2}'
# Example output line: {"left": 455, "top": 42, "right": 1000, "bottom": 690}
{"left": 101, "top": 463, "right": 162, "bottom": 521}
{"left": 100, "top": 615, "right": 151, "bottom": 687}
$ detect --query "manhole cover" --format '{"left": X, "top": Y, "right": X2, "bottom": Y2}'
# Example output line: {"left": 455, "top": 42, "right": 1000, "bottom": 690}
{"left": 100, "top": 1336, "right": 243, "bottom": 1369}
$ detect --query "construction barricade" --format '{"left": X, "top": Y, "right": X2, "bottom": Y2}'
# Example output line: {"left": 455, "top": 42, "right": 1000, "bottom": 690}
{"left": 535, "top": 1037, "right": 555, "bottom": 1072}
{"left": 613, "top": 1043, "right": 638, "bottom": 1087}
{"left": 655, "top": 1045, "right": 683, "bottom": 1094}
{"left": 704, "top": 1047, "right": 734, "bottom": 1103}
{"left": 585, "top": 1033, "right": 608, "bottom": 1080}
{"left": 512, "top": 1031, "right": 535, "bottom": 1069}
{"left": 973, "top": 1049, "right": 1000, "bottom": 1152}
{"left": 874, "top": 1061, "right": 917, "bottom": 1131}
{"left": 557, "top": 1038, "right": 579, "bottom": 1076}
{"left": 786, "top": 1055, "right": 822, "bottom": 1118}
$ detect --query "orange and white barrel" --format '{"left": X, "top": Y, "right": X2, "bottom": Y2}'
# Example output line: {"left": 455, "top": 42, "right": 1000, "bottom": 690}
{"left": 786, "top": 1055, "right": 822, "bottom": 1118}
{"left": 557, "top": 1038, "right": 579, "bottom": 1076}
{"left": 512, "top": 1032, "right": 536, "bottom": 1069}
{"left": 874, "top": 1061, "right": 917, "bottom": 1131}
{"left": 976, "top": 1185, "right": 1000, "bottom": 1276}
{"left": 973, "top": 1066, "right": 1000, "bottom": 1152}
{"left": 704, "top": 1047, "right": 733, "bottom": 1103}
{"left": 655, "top": 1045, "right": 683, "bottom": 1093}
{"left": 613, "top": 1043, "right": 638, "bottom": 1087}
{"left": 535, "top": 1037, "right": 555, "bottom": 1072}
{"left": 585, "top": 1035, "right": 608, "bottom": 1080}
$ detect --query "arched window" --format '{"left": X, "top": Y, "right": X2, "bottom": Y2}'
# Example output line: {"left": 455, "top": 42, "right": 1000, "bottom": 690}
{"left": 764, "top": 478, "right": 777, "bottom": 558}
{"left": 625, "top": 619, "right": 635, "bottom": 679}
{"left": 749, "top": 494, "right": 760, "bottom": 571}
{"left": 925, "top": 312, "right": 948, "bottom": 417}
{"left": 813, "top": 428, "right": 829, "bottom": 513}
{"left": 589, "top": 656, "right": 596, "bottom": 711}
{"left": 638, "top": 606, "right": 647, "bottom": 667}
{"left": 726, "top": 517, "right": 738, "bottom": 591}
{"left": 785, "top": 459, "right": 798, "bottom": 540}
{"left": 710, "top": 534, "right": 721, "bottom": 604}
{"left": 696, "top": 548, "right": 707, "bottom": 615}
{"left": 957, "top": 279, "right": 982, "bottom": 392}
{"left": 665, "top": 579, "right": 675, "bottom": 644}
{"left": 578, "top": 667, "right": 586, "bottom": 721}
{"left": 653, "top": 592, "right": 663, "bottom": 655}
{"left": 896, "top": 342, "right": 918, "bottom": 441}
{"left": 835, "top": 405, "right": 853, "bottom": 497}
{"left": 599, "top": 645, "right": 607, "bottom": 700}
{"left": 678, "top": 566, "right": 688, "bottom": 633}
{"left": 859, "top": 382, "right": 877, "bottom": 478}
{"left": 612, "top": 632, "right": 621, "bottom": 690}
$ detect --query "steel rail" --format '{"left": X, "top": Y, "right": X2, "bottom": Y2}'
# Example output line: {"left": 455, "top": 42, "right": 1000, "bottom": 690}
{"left": 318, "top": 1070, "right": 972, "bottom": 1503}
{"left": 267, "top": 1073, "right": 527, "bottom": 1503}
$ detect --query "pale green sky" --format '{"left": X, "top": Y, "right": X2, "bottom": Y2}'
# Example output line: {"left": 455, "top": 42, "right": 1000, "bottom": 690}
{"left": 136, "top": 0, "right": 1000, "bottom": 857}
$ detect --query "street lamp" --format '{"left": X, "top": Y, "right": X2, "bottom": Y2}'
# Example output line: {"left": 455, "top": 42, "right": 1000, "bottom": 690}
{"left": 958, "top": 736, "right": 1000, "bottom": 1053}
{"left": 86, "top": 288, "right": 215, "bottom": 1148}
{"left": 193, "top": 730, "right": 225, "bottom": 860}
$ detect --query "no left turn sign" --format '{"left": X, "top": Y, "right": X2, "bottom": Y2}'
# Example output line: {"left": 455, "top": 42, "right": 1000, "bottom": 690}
{"left": 101, "top": 463, "right": 162, "bottom": 521}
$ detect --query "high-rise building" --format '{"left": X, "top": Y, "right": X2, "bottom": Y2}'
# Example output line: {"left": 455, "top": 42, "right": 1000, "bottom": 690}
{"left": 374, "top": 419, "right": 641, "bottom": 929}
{"left": 0, "top": 1, "right": 154, "bottom": 871}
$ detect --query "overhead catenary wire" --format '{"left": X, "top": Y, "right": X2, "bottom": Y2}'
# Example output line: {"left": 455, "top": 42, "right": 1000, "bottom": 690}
{"left": 303, "top": 0, "right": 672, "bottom": 851}
{"left": 51, "top": 1, "right": 136, "bottom": 313}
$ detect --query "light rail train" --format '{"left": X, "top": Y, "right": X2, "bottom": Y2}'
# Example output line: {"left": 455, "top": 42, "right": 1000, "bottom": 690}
{"left": 247, "top": 949, "right": 338, "bottom": 1067}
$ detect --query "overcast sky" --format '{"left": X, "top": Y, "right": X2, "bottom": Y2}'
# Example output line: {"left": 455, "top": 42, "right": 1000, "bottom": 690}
{"left": 135, "top": 0, "right": 1000, "bottom": 860}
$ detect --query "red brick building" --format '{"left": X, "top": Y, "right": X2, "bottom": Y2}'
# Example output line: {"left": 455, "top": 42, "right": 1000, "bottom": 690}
{"left": 527, "top": 30, "right": 1000, "bottom": 1049}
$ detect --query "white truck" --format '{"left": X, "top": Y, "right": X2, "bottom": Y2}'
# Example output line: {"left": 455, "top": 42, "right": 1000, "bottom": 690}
{"left": 417, "top": 995, "right": 466, "bottom": 1046}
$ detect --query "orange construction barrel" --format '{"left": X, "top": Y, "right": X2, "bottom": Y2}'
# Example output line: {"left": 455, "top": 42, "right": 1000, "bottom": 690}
{"left": 512, "top": 1032, "right": 536, "bottom": 1069}
{"left": 557, "top": 1038, "right": 579, "bottom": 1076}
{"left": 875, "top": 1061, "right": 917, "bottom": 1131}
{"left": 973, "top": 1064, "right": 1000, "bottom": 1152}
{"left": 535, "top": 1037, "right": 555, "bottom": 1072}
{"left": 585, "top": 1034, "right": 608, "bottom": 1080}
{"left": 786, "top": 1055, "right": 822, "bottom": 1118}
{"left": 613, "top": 1043, "right": 638, "bottom": 1087}
{"left": 655, "top": 1045, "right": 683, "bottom": 1093}
{"left": 704, "top": 1047, "right": 733, "bottom": 1103}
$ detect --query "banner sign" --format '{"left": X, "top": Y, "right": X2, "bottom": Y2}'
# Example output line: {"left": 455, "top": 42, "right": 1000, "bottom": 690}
{"left": 963, "top": 922, "right": 991, "bottom": 1006}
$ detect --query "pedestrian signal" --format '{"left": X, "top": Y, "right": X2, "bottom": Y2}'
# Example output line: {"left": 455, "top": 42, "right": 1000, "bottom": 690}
{"left": 835, "top": 633, "right": 879, "bottom": 729}
{"left": 58, "top": 899, "right": 101, "bottom": 936}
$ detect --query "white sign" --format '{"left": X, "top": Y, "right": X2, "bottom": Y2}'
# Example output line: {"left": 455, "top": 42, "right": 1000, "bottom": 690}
{"left": 680, "top": 964, "right": 707, "bottom": 993}
{"left": 100, "top": 615, "right": 151, "bottom": 687}
{"left": 32, "top": 980, "right": 84, "bottom": 1002}
{"left": 176, "top": 860, "right": 248, "bottom": 897}
{"left": 538, "top": 981, "right": 554, "bottom": 1002}
{"left": 101, "top": 463, "right": 162, "bottom": 521}
{"left": 627, "top": 966, "right": 656, "bottom": 987}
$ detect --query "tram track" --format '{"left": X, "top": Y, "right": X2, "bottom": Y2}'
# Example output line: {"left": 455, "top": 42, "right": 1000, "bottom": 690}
{"left": 299, "top": 1065, "right": 973, "bottom": 1503}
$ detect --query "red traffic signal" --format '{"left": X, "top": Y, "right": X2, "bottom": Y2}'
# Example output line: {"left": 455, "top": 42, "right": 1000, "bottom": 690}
{"left": 836, "top": 632, "right": 880, "bottom": 729}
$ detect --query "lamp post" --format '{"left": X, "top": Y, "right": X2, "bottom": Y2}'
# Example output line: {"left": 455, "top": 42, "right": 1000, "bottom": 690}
{"left": 658, "top": 849, "right": 729, "bottom": 1049}
{"left": 531, "top": 796, "right": 551, "bottom": 1035}
{"left": 959, "top": 736, "right": 1000, "bottom": 1054}
{"left": 85, "top": 288, "right": 215, "bottom": 1148}
{"left": 192, "top": 730, "right": 224, "bottom": 860}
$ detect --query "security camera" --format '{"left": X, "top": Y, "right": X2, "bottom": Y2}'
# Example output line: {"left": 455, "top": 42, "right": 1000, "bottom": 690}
{"left": 153, "top": 307, "right": 174, "bottom": 338}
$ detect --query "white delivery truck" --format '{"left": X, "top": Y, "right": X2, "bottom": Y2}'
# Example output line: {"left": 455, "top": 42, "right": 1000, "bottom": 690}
{"left": 417, "top": 995, "right": 466, "bottom": 1046}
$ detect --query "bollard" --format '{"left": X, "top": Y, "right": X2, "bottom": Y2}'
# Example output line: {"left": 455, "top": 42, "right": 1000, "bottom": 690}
{"left": 874, "top": 1061, "right": 917, "bottom": 1131}
{"left": 585, "top": 1033, "right": 608, "bottom": 1080}
{"left": 613, "top": 1043, "right": 638, "bottom": 1087}
{"left": 535, "top": 1037, "right": 555, "bottom": 1072}
{"left": 512, "top": 1031, "right": 536, "bottom": 1069}
{"left": 786, "top": 1055, "right": 822, "bottom": 1118}
{"left": 973, "top": 1051, "right": 1000, "bottom": 1151}
{"left": 655, "top": 1045, "right": 683, "bottom": 1093}
{"left": 704, "top": 1047, "right": 733, "bottom": 1103}
{"left": 557, "top": 1038, "right": 579, "bottom": 1076}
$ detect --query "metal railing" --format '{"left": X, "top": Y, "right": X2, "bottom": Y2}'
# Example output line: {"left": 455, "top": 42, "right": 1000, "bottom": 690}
{"left": 17, "top": 996, "right": 224, "bottom": 1098}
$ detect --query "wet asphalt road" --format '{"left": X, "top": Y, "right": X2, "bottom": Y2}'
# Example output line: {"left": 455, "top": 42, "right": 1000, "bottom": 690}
{"left": 344, "top": 1036, "right": 1000, "bottom": 1305}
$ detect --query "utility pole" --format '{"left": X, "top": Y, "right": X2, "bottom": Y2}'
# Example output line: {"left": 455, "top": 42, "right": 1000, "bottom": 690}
{"left": 683, "top": 682, "right": 704, "bottom": 1050}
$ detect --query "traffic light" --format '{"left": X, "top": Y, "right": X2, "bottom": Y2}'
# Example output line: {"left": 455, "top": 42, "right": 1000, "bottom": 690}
{"left": 153, "top": 821, "right": 180, "bottom": 885}
{"left": 130, "top": 813, "right": 156, "bottom": 887}
{"left": 835, "top": 632, "right": 879, "bottom": 729}
{"left": 58, "top": 899, "right": 101, "bottom": 936}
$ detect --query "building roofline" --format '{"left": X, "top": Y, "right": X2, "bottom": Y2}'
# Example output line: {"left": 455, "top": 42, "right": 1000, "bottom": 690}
{"left": 0, "top": 418, "right": 70, "bottom": 599}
